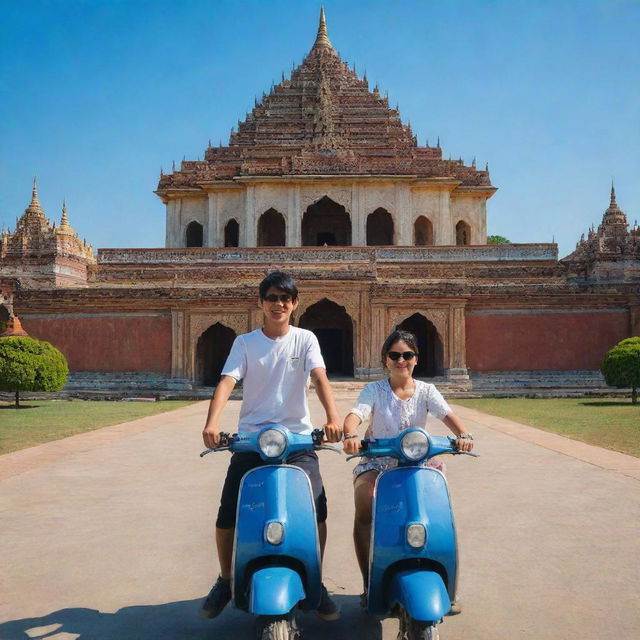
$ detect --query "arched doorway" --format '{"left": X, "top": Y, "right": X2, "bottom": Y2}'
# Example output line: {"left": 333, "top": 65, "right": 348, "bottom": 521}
{"left": 224, "top": 219, "right": 239, "bottom": 247}
{"left": 414, "top": 216, "right": 433, "bottom": 245}
{"left": 366, "top": 208, "right": 394, "bottom": 245}
{"left": 257, "top": 208, "right": 286, "bottom": 246}
{"left": 0, "top": 304, "right": 9, "bottom": 333}
{"left": 196, "top": 323, "right": 236, "bottom": 386}
{"left": 302, "top": 196, "right": 351, "bottom": 246}
{"left": 299, "top": 299, "right": 354, "bottom": 376}
{"left": 186, "top": 221, "right": 204, "bottom": 247}
{"left": 395, "top": 313, "right": 444, "bottom": 377}
{"left": 456, "top": 220, "right": 471, "bottom": 246}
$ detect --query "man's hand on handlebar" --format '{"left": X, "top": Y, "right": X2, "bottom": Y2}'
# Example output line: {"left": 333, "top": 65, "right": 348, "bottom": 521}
{"left": 202, "top": 423, "right": 222, "bottom": 449}
{"left": 323, "top": 420, "right": 343, "bottom": 443}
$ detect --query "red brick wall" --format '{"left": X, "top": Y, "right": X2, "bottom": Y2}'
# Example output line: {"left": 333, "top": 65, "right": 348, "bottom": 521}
{"left": 21, "top": 315, "right": 172, "bottom": 372}
{"left": 466, "top": 310, "right": 630, "bottom": 371}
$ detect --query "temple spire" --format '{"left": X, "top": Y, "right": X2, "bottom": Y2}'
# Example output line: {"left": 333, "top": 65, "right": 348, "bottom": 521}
{"left": 30, "top": 177, "right": 43, "bottom": 213}
{"left": 610, "top": 180, "right": 616, "bottom": 206}
{"left": 312, "top": 6, "right": 334, "bottom": 51}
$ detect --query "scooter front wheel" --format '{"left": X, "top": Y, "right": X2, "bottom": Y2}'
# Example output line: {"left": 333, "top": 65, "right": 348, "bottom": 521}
{"left": 398, "top": 609, "right": 439, "bottom": 640}
{"left": 257, "top": 614, "right": 299, "bottom": 640}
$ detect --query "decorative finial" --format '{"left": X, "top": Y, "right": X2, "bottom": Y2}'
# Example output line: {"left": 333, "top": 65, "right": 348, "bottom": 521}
{"left": 29, "top": 176, "right": 43, "bottom": 211}
{"left": 59, "top": 199, "right": 73, "bottom": 233}
{"left": 437, "top": 137, "right": 440, "bottom": 148}
{"left": 610, "top": 180, "right": 616, "bottom": 205}
{"left": 313, "top": 6, "right": 333, "bottom": 50}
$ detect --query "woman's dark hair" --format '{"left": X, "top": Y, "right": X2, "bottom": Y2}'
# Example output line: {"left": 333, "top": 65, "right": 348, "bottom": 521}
{"left": 380, "top": 329, "right": 419, "bottom": 366}
{"left": 259, "top": 271, "right": 299, "bottom": 301}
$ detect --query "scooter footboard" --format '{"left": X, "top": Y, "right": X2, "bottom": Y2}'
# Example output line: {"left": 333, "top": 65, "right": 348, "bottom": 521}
{"left": 249, "top": 567, "right": 306, "bottom": 615}
{"left": 388, "top": 570, "right": 450, "bottom": 622}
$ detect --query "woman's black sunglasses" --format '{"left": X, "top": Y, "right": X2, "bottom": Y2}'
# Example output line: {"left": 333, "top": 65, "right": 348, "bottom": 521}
{"left": 263, "top": 294, "right": 293, "bottom": 303}
{"left": 387, "top": 351, "right": 417, "bottom": 361}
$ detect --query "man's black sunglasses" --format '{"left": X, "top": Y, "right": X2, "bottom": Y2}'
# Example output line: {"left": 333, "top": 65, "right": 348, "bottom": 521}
{"left": 263, "top": 294, "right": 293, "bottom": 303}
{"left": 387, "top": 351, "right": 418, "bottom": 361}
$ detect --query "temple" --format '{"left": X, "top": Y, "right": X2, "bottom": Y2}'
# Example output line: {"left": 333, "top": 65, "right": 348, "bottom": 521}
{"left": 1, "top": 9, "right": 638, "bottom": 393}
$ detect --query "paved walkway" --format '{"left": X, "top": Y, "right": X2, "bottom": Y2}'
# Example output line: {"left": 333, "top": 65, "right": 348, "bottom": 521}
{"left": 1, "top": 393, "right": 639, "bottom": 639}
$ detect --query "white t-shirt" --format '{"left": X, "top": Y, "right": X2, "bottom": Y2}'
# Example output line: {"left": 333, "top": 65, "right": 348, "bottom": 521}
{"left": 350, "top": 378, "right": 452, "bottom": 438}
{"left": 221, "top": 326, "right": 326, "bottom": 434}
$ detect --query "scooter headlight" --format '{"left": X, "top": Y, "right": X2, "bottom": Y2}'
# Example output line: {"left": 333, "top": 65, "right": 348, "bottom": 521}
{"left": 258, "top": 428, "right": 287, "bottom": 458}
{"left": 400, "top": 430, "right": 429, "bottom": 461}
{"left": 265, "top": 521, "right": 285, "bottom": 545}
{"left": 406, "top": 523, "right": 427, "bottom": 548}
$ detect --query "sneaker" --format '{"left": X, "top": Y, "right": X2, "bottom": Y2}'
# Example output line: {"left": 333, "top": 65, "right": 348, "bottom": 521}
{"left": 200, "top": 576, "right": 231, "bottom": 619}
{"left": 446, "top": 600, "right": 462, "bottom": 616}
{"left": 315, "top": 584, "right": 340, "bottom": 621}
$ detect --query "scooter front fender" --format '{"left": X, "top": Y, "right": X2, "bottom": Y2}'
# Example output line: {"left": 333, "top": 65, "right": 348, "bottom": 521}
{"left": 248, "top": 567, "right": 305, "bottom": 616}
{"left": 388, "top": 570, "right": 450, "bottom": 622}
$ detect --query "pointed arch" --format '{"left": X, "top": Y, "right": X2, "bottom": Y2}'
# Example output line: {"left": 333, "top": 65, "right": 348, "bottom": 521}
{"left": 186, "top": 221, "right": 203, "bottom": 247}
{"left": 414, "top": 216, "right": 433, "bottom": 245}
{"left": 257, "top": 208, "right": 286, "bottom": 247}
{"left": 302, "top": 196, "right": 351, "bottom": 246}
{"left": 366, "top": 208, "right": 394, "bottom": 246}
{"left": 0, "top": 304, "right": 10, "bottom": 334}
{"left": 395, "top": 313, "right": 444, "bottom": 377}
{"left": 195, "top": 322, "right": 237, "bottom": 386}
{"left": 298, "top": 298, "right": 354, "bottom": 376}
{"left": 224, "top": 219, "right": 239, "bottom": 247}
{"left": 456, "top": 220, "right": 471, "bottom": 246}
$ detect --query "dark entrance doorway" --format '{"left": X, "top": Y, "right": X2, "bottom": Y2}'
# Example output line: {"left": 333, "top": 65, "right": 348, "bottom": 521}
{"left": 224, "top": 219, "right": 239, "bottom": 247}
{"left": 0, "top": 304, "right": 10, "bottom": 333}
{"left": 196, "top": 323, "right": 236, "bottom": 386}
{"left": 257, "top": 208, "right": 286, "bottom": 246}
{"left": 414, "top": 216, "right": 433, "bottom": 245}
{"left": 366, "top": 208, "right": 394, "bottom": 245}
{"left": 302, "top": 196, "right": 351, "bottom": 246}
{"left": 186, "top": 221, "right": 204, "bottom": 247}
{"left": 395, "top": 313, "right": 443, "bottom": 377}
{"left": 299, "top": 299, "right": 354, "bottom": 376}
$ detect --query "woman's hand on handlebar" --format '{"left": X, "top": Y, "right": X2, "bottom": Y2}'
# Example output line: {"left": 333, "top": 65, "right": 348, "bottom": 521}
{"left": 342, "top": 435, "right": 361, "bottom": 455}
{"left": 453, "top": 437, "right": 474, "bottom": 453}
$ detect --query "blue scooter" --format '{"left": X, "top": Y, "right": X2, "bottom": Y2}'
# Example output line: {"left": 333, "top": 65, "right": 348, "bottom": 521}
{"left": 201, "top": 425, "right": 336, "bottom": 640}
{"left": 348, "top": 429, "right": 477, "bottom": 640}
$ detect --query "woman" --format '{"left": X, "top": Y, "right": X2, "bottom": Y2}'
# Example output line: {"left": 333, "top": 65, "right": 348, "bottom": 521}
{"left": 342, "top": 330, "right": 474, "bottom": 602}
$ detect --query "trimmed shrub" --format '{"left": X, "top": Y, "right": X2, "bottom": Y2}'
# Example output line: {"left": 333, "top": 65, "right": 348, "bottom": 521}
{"left": 601, "top": 337, "right": 640, "bottom": 405}
{"left": 0, "top": 337, "right": 69, "bottom": 407}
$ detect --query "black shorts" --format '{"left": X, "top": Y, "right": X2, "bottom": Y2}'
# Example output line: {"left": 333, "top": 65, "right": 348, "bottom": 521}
{"left": 215, "top": 450, "right": 328, "bottom": 529}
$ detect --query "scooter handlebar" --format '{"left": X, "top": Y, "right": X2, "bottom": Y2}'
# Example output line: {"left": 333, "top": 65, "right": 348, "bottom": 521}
{"left": 200, "top": 426, "right": 340, "bottom": 459}
{"left": 345, "top": 432, "right": 478, "bottom": 462}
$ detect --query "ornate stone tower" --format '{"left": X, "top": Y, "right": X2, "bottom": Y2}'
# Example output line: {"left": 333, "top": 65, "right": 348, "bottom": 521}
{"left": 0, "top": 179, "right": 96, "bottom": 287}
{"left": 562, "top": 185, "right": 640, "bottom": 281}
{"left": 157, "top": 8, "right": 495, "bottom": 250}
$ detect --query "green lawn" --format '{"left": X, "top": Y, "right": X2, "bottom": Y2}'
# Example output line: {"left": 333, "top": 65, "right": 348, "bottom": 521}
{"left": 454, "top": 398, "right": 640, "bottom": 458}
{"left": 0, "top": 400, "right": 195, "bottom": 455}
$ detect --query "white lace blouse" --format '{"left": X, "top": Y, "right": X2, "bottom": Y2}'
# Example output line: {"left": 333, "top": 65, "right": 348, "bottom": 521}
{"left": 350, "top": 378, "right": 452, "bottom": 476}
{"left": 350, "top": 378, "right": 452, "bottom": 437}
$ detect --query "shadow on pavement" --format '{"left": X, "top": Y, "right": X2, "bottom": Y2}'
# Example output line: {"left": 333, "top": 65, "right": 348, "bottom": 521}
{"left": 0, "top": 595, "right": 382, "bottom": 640}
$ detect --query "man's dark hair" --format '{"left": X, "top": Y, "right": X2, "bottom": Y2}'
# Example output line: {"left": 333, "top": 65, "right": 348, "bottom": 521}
{"left": 259, "top": 271, "right": 299, "bottom": 301}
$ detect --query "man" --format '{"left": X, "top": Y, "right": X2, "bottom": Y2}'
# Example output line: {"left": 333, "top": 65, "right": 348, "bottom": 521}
{"left": 201, "top": 271, "right": 342, "bottom": 620}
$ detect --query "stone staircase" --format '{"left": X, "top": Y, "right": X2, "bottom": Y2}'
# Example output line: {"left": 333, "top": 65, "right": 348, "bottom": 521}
{"left": 62, "top": 372, "right": 194, "bottom": 398}
{"left": 3, "top": 370, "right": 621, "bottom": 402}
{"left": 464, "top": 370, "right": 616, "bottom": 397}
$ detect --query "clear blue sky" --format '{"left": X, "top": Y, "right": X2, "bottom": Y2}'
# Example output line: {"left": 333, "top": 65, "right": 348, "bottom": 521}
{"left": 1, "top": 0, "right": 638, "bottom": 258}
